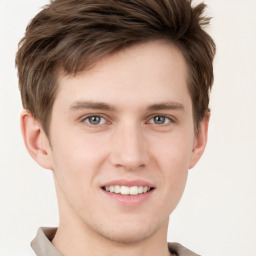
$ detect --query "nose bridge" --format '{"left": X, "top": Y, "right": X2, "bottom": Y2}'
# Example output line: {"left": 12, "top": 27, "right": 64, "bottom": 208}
{"left": 110, "top": 120, "right": 149, "bottom": 169}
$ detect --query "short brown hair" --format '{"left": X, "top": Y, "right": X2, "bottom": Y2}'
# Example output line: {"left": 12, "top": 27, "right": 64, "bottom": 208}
{"left": 16, "top": 0, "right": 216, "bottom": 135}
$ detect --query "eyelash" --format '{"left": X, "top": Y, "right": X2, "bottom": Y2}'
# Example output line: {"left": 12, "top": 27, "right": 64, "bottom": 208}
{"left": 81, "top": 114, "right": 175, "bottom": 127}
{"left": 82, "top": 115, "right": 108, "bottom": 126}
{"left": 147, "top": 115, "right": 173, "bottom": 125}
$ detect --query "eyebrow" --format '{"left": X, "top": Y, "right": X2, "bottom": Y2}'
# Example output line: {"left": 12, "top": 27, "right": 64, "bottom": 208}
{"left": 70, "top": 101, "right": 116, "bottom": 111}
{"left": 70, "top": 101, "right": 184, "bottom": 112}
{"left": 147, "top": 102, "right": 184, "bottom": 111}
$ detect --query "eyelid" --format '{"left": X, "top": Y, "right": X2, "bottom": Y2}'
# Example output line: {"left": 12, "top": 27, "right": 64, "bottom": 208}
{"left": 79, "top": 113, "right": 176, "bottom": 127}
{"left": 81, "top": 114, "right": 111, "bottom": 126}
{"left": 86, "top": 116, "right": 106, "bottom": 125}
{"left": 146, "top": 114, "right": 176, "bottom": 124}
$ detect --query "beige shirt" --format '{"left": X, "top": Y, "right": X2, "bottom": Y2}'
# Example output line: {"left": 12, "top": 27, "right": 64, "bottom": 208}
{"left": 31, "top": 227, "right": 200, "bottom": 256}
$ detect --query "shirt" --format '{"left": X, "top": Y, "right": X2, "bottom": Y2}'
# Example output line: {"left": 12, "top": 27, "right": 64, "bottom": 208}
{"left": 30, "top": 227, "right": 200, "bottom": 256}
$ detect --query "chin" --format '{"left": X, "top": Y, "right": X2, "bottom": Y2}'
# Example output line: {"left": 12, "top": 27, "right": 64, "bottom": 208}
{"left": 100, "top": 227, "right": 154, "bottom": 244}
{"left": 90, "top": 218, "right": 165, "bottom": 244}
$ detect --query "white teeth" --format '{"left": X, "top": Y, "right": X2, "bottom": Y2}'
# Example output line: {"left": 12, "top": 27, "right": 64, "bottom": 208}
{"left": 120, "top": 186, "right": 130, "bottom": 195}
{"left": 138, "top": 186, "right": 144, "bottom": 193}
{"left": 114, "top": 185, "right": 120, "bottom": 193}
{"left": 103, "top": 185, "right": 151, "bottom": 195}
{"left": 130, "top": 186, "right": 139, "bottom": 195}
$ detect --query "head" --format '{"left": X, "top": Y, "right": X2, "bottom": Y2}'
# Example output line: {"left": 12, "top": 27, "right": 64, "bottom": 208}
{"left": 16, "top": 0, "right": 215, "bottom": 136}
{"left": 16, "top": 0, "right": 215, "bottom": 246}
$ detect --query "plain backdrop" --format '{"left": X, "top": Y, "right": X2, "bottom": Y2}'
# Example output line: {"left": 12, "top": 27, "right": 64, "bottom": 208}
{"left": 0, "top": 0, "right": 256, "bottom": 255}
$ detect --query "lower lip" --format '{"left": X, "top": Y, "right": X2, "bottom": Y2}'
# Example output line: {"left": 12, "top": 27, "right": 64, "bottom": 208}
{"left": 101, "top": 189, "right": 154, "bottom": 206}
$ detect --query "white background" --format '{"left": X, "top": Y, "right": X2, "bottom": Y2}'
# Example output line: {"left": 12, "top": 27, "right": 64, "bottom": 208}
{"left": 0, "top": 0, "right": 256, "bottom": 255}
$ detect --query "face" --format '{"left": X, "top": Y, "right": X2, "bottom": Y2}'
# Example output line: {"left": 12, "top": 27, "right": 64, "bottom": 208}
{"left": 27, "top": 40, "right": 208, "bottom": 244}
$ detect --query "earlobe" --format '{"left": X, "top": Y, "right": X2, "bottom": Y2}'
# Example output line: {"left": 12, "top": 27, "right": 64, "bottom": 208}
{"left": 189, "top": 112, "right": 210, "bottom": 169}
{"left": 20, "top": 110, "right": 53, "bottom": 170}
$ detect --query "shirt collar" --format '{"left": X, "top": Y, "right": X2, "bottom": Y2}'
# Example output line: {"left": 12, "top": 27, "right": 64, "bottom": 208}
{"left": 31, "top": 227, "right": 62, "bottom": 256}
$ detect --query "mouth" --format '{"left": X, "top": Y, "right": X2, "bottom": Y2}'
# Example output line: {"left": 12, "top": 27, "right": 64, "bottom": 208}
{"left": 102, "top": 185, "right": 155, "bottom": 195}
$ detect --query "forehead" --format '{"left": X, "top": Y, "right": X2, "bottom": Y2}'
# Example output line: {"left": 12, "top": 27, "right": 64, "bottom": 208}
{"left": 56, "top": 40, "right": 190, "bottom": 111}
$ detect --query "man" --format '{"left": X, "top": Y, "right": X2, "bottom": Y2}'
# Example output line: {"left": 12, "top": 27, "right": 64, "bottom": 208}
{"left": 16, "top": 0, "right": 215, "bottom": 255}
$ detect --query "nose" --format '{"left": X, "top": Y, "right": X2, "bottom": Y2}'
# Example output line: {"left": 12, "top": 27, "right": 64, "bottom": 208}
{"left": 109, "top": 123, "right": 149, "bottom": 171}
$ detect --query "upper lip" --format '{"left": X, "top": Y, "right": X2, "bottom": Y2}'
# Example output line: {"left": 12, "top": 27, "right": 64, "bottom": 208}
{"left": 101, "top": 179, "right": 155, "bottom": 188}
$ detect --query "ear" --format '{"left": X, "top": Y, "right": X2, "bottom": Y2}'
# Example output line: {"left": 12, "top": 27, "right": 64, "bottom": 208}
{"left": 20, "top": 110, "right": 53, "bottom": 170}
{"left": 189, "top": 112, "right": 210, "bottom": 169}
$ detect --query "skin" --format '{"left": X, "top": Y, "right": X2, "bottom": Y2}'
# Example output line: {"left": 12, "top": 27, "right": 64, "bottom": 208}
{"left": 21, "top": 40, "right": 209, "bottom": 256}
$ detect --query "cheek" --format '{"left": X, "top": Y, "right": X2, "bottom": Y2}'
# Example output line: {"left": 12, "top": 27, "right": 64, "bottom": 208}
{"left": 151, "top": 132, "right": 193, "bottom": 195}
{"left": 152, "top": 131, "right": 194, "bottom": 171}
{"left": 155, "top": 144, "right": 190, "bottom": 214}
{"left": 160, "top": 146, "right": 189, "bottom": 193}
{"left": 52, "top": 129, "right": 107, "bottom": 168}
{"left": 50, "top": 132, "right": 109, "bottom": 196}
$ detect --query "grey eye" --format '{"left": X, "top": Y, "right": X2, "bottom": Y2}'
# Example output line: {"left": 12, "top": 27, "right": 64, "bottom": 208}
{"left": 148, "top": 115, "right": 171, "bottom": 125}
{"left": 153, "top": 116, "right": 167, "bottom": 124}
{"left": 85, "top": 116, "right": 105, "bottom": 125}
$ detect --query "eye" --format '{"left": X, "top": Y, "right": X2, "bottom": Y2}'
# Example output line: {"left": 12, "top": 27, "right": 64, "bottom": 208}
{"left": 84, "top": 115, "right": 106, "bottom": 125}
{"left": 148, "top": 115, "right": 171, "bottom": 125}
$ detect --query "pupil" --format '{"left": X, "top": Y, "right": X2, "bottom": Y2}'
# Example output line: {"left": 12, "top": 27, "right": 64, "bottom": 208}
{"left": 154, "top": 116, "right": 165, "bottom": 124}
{"left": 90, "top": 116, "right": 101, "bottom": 124}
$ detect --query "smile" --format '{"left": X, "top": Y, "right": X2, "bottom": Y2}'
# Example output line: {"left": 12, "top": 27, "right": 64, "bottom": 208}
{"left": 102, "top": 185, "right": 153, "bottom": 195}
